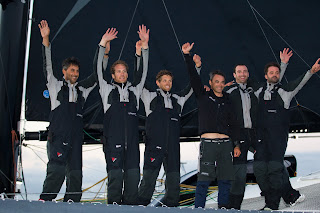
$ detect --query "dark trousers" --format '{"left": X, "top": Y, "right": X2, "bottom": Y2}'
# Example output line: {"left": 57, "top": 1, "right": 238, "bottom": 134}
{"left": 253, "top": 127, "right": 288, "bottom": 210}
{"left": 195, "top": 139, "right": 234, "bottom": 208}
{"left": 40, "top": 133, "right": 83, "bottom": 202}
{"left": 138, "top": 154, "right": 180, "bottom": 207}
{"left": 229, "top": 128, "right": 256, "bottom": 209}
{"left": 194, "top": 180, "right": 231, "bottom": 208}
{"left": 104, "top": 145, "right": 140, "bottom": 205}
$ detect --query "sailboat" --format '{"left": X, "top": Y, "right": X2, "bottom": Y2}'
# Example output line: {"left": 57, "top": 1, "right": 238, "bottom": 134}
{"left": 1, "top": 0, "right": 320, "bottom": 212}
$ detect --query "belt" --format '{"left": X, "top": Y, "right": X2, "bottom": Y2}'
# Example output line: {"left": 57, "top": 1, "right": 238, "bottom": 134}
{"left": 201, "top": 138, "right": 230, "bottom": 143}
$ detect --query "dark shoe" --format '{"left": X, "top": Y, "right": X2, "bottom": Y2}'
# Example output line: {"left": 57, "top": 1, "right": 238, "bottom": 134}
{"left": 229, "top": 193, "right": 243, "bottom": 210}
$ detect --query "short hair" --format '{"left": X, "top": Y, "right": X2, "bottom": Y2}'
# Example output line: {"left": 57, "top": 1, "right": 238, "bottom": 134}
{"left": 233, "top": 64, "right": 247, "bottom": 73}
{"left": 264, "top": 62, "right": 280, "bottom": 75}
{"left": 209, "top": 70, "right": 225, "bottom": 81}
{"left": 62, "top": 57, "right": 80, "bottom": 70}
{"left": 156, "top": 70, "right": 173, "bottom": 81}
{"left": 110, "top": 60, "right": 129, "bottom": 74}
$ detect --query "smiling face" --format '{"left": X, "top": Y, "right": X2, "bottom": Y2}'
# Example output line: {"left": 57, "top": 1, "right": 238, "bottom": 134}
{"left": 209, "top": 74, "right": 225, "bottom": 96}
{"left": 112, "top": 64, "right": 128, "bottom": 83}
{"left": 265, "top": 66, "right": 280, "bottom": 84}
{"left": 63, "top": 64, "right": 79, "bottom": 84}
{"left": 156, "top": 74, "right": 173, "bottom": 92}
{"left": 233, "top": 65, "right": 249, "bottom": 84}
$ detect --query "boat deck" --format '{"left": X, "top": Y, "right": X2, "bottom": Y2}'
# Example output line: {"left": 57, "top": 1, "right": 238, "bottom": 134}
{"left": 1, "top": 182, "right": 319, "bottom": 213}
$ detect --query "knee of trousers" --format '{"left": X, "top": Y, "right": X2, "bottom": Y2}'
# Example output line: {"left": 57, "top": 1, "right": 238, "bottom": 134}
{"left": 139, "top": 169, "right": 160, "bottom": 195}
{"left": 66, "top": 170, "right": 82, "bottom": 190}
{"left": 108, "top": 169, "right": 124, "bottom": 186}
{"left": 231, "top": 164, "right": 247, "bottom": 195}
{"left": 268, "top": 161, "right": 284, "bottom": 190}
{"left": 253, "top": 161, "right": 268, "bottom": 176}
{"left": 124, "top": 169, "right": 140, "bottom": 189}
{"left": 46, "top": 163, "right": 66, "bottom": 181}
{"left": 165, "top": 172, "right": 180, "bottom": 186}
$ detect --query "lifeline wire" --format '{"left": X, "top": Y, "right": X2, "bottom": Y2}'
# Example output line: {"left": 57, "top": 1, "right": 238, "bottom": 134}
{"left": 247, "top": 0, "right": 320, "bottom": 80}
{"left": 246, "top": 0, "right": 299, "bottom": 106}
{"left": 161, "top": 0, "right": 184, "bottom": 60}
{"left": 118, "top": 0, "right": 140, "bottom": 60}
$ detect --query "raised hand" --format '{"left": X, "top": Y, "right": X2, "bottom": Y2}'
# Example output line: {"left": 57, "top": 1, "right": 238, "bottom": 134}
{"left": 100, "top": 28, "right": 118, "bottom": 47}
{"left": 311, "top": 58, "right": 320, "bottom": 74}
{"left": 38, "top": 20, "right": 50, "bottom": 38}
{"left": 137, "top": 25, "right": 149, "bottom": 49}
{"left": 280, "top": 48, "right": 293, "bottom": 64}
{"left": 135, "top": 40, "right": 142, "bottom": 56}
{"left": 182, "top": 42, "right": 194, "bottom": 54}
{"left": 193, "top": 54, "right": 202, "bottom": 68}
{"left": 38, "top": 20, "right": 50, "bottom": 47}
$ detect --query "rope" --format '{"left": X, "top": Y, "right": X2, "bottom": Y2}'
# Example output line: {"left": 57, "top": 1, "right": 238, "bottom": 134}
{"left": 118, "top": 0, "right": 140, "bottom": 60}
{"left": 83, "top": 129, "right": 100, "bottom": 142}
{"left": 161, "top": 0, "right": 184, "bottom": 60}
{"left": 23, "top": 145, "right": 47, "bottom": 164}
{"left": 246, "top": 0, "right": 300, "bottom": 106}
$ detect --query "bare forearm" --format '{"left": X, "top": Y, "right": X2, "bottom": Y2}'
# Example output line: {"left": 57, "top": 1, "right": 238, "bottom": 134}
{"left": 42, "top": 36, "right": 50, "bottom": 47}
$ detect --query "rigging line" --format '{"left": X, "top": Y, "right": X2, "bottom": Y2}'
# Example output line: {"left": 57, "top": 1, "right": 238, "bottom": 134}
{"left": 23, "top": 144, "right": 47, "bottom": 155}
{"left": 161, "top": 0, "right": 184, "bottom": 60}
{"left": 0, "top": 169, "right": 14, "bottom": 187}
{"left": 0, "top": 50, "right": 13, "bottom": 130}
{"left": 24, "top": 146, "right": 47, "bottom": 164}
{"left": 82, "top": 166, "right": 106, "bottom": 174}
{"left": 247, "top": 1, "right": 300, "bottom": 105}
{"left": 250, "top": 5, "right": 320, "bottom": 80}
{"left": 93, "top": 179, "right": 106, "bottom": 200}
{"left": 118, "top": 0, "right": 140, "bottom": 60}
{"left": 246, "top": 1, "right": 278, "bottom": 64}
{"left": 250, "top": 5, "right": 312, "bottom": 70}
{"left": 23, "top": 143, "right": 47, "bottom": 151}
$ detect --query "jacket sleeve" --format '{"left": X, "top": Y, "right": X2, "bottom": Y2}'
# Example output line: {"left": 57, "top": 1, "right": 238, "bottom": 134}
{"left": 42, "top": 44, "right": 59, "bottom": 85}
{"left": 279, "top": 70, "right": 313, "bottom": 109}
{"left": 184, "top": 53, "right": 205, "bottom": 98}
{"left": 131, "top": 48, "right": 149, "bottom": 96}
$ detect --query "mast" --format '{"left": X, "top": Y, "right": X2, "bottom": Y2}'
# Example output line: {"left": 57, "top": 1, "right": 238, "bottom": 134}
{"left": 18, "top": 0, "right": 35, "bottom": 136}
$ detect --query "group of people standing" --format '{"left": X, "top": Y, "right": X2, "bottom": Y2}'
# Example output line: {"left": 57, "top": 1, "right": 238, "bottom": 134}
{"left": 37, "top": 20, "right": 320, "bottom": 210}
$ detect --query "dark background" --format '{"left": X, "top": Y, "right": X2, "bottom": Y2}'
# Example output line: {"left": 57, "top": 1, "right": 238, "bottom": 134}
{"left": 1, "top": 0, "right": 320, "bottom": 194}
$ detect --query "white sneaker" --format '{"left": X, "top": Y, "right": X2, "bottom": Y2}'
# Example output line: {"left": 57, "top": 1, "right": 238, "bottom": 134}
{"left": 290, "top": 194, "right": 305, "bottom": 207}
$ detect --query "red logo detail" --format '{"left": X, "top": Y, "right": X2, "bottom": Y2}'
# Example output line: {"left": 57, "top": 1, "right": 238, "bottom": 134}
{"left": 57, "top": 152, "right": 62, "bottom": 157}
{"left": 124, "top": 104, "right": 126, "bottom": 106}
{"left": 112, "top": 157, "right": 117, "bottom": 162}
{"left": 150, "top": 157, "right": 155, "bottom": 162}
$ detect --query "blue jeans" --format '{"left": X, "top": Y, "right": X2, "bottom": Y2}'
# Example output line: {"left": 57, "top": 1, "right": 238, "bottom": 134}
{"left": 194, "top": 180, "right": 231, "bottom": 208}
